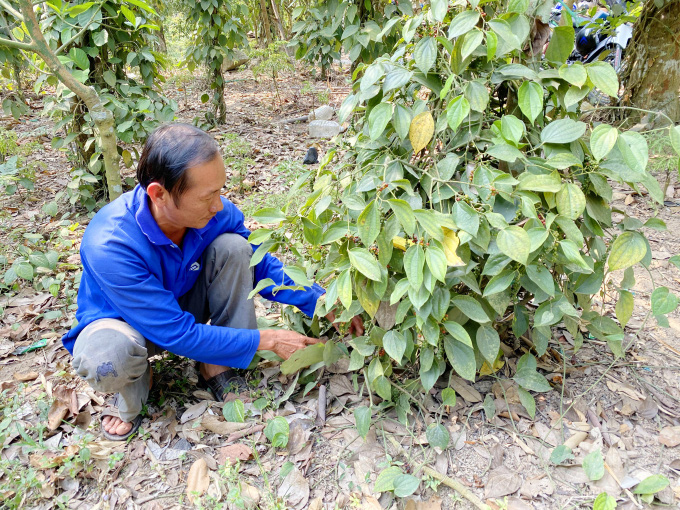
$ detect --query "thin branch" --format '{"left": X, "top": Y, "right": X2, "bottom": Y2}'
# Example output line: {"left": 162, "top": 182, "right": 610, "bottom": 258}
{"left": 0, "top": 0, "right": 23, "bottom": 21}
{"left": 0, "top": 35, "right": 35, "bottom": 51}
{"left": 55, "top": 8, "right": 99, "bottom": 55}
{"left": 19, "top": 49, "right": 51, "bottom": 75}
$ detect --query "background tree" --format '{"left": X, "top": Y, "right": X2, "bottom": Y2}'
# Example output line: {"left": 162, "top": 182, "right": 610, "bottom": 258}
{"left": 42, "top": 0, "right": 175, "bottom": 208}
{"left": 621, "top": 0, "right": 680, "bottom": 124}
{"left": 184, "top": 0, "right": 249, "bottom": 126}
{"left": 0, "top": 0, "right": 176, "bottom": 206}
{"left": 0, "top": 0, "right": 124, "bottom": 201}
{"left": 290, "top": 0, "right": 408, "bottom": 79}
{"left": 0, "top": 12, "right": 27, "bottom": 104}
{"left": 250, "top": 41, "right": 295, "bottom": 103}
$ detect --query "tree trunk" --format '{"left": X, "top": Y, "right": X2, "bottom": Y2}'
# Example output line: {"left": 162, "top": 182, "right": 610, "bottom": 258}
{"left": 157, "top": 23, "right": 168, "bottom": 53}
{"left": 11, "top": 61, "right": 24, "bottom": 100}
{"left": 213, "top": 62, "right": 226, "bottom": 124}
{"left": 259, "top": 0, "right": 273, "bottom": 46}
{"left": 621, "top": 0, "right": 680, "bottom": 125}
{"left": 270, "top": 0, "right": 286, "bottom": 39}
{"left": 18, "top": 0, "right": 123, "bottom": 200}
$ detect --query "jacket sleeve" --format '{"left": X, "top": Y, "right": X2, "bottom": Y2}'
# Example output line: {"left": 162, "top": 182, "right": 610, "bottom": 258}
{"left": 222, "top": 200, "right": 326, "bottom": 317}
{"left": 81, "top": 242, "right": 260, "bottom": 369}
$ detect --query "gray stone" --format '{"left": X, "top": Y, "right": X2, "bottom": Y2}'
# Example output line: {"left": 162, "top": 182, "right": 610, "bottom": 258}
{"left": 222, "top": 49, "right": 249, "bottom": 71}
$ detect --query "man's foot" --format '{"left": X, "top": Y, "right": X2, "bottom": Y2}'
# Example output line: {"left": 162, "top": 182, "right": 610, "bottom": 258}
{"left": 197, "top": 362, "right": 248, "bottom": 401}
{"left": 102, "top": 415, "right": 133, "bottom": 436}
{"left": 100, "top": 368, "right": 152, "bottom": 440}
{"left": 199, "top": 362, "right": 231, "bottom": 379}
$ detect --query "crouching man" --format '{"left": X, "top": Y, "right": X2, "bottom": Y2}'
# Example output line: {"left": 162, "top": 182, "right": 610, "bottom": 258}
{"left": 61, "top": 123, "right": 363, "bottom": 440}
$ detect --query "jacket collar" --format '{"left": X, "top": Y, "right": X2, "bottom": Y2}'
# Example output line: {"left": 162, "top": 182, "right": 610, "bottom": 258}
{"left": 134, "top": 185, "right": 173, "bottom": 246}
{"left": 133, "top": 185, "right": 218, "bottom": 245}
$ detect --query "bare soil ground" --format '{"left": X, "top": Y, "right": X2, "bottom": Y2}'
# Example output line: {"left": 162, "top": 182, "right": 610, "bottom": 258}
{"left": 0, "top": 64, "right": 679, "bottom": 510}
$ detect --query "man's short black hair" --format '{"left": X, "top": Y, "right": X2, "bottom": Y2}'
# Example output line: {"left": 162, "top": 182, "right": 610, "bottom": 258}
{"left": 136, "top": 123, "right": 220, "bottom": 203}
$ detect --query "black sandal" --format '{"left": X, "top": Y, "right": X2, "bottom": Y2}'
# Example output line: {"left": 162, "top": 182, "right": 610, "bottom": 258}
{"left": 197, "top": 368, "right": 249, "bottom": 402}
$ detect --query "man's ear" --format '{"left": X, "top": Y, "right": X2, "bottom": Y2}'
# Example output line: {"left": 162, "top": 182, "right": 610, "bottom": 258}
{"left": 146, "top": 182, "right": 168, "bottom": 207}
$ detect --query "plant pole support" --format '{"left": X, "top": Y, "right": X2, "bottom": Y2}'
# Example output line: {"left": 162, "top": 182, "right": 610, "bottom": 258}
{"left": 17, "top": 0, "right": 123, "bottom": 201}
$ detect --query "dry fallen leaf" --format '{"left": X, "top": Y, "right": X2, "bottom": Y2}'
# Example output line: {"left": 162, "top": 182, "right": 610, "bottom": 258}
{"left": 186, "top": 458, "right": 210, "bottom": 504}
{"left": 374, "top": 301, "right": 398, "bottom": 330}
{"left": 553, "top": 465, "right": 590, "bottom": 484}
{"left": 240, "top": 482, "right": 261, "bottom": 509}
{"left": 307, "top": 497, "right": 323, "bottom": 510}
{"left": 605, "top": 380, "right": 644, "bottom": 401}
{"left": 594, "top": 447, "right": 624, "bottom": 497}
{"left": 450, "top": 376, "right": 483, "bottom": 403}
{"left": 485, "top": 466, "right": 522, "bottom": 499}
{"left": 564, "top": 431, "right": 588, "bottom": 450}
{"left": 520, "top": 477, "right": 554, "bottom": 498}
{"left": 504, "top": 497, "right": 534, "bottom": 510}
{"left": 200, "top": 414, "right": 250, "bottom": 435}
{"left": 669, "top": 459, "right": 680, "bottom": 473}
{"left": 328, "top": 375, "right": 355, "bottom": 398}
{"left": 287, "top": 421, "right": 310, "bottom": 456}
{"left": 47, "top": 401, "right": 69, "bottom": 431}
{"left": 659, "top": 426, "right": 680, "bottom": 448}
{"left": 405, "top": 496, "right": 443, "bottom": 510}
{"left": 492, "top": 380, "right": 521, "bottom": 404}
{"left": 53, "top": 385, "right": 79, "bottom": 415}
{"left": 181, "top": 401, "right": 208, "bottom": 424}
{"left": 29, "top": 444, "right": 79, "bottom": 469}
{"left": 217, "top": 443, "right": 253, "bottom": 465}
{"left": 637, "top": 396, "right": 658, "bottom": 419}
{"left": 13, "top": 371, "right": 39, "bottom": 382}
{"left": 39, "top": 483, "right": 55, "bottom": 499}
{"left": 277, "top": 465, "right": 309, "bottom": 509}
{"left": 0, "top": 381, "right": 16, "bottom": 392}
{"left": 361, "top": 496, "right": 382, "bottom": 510}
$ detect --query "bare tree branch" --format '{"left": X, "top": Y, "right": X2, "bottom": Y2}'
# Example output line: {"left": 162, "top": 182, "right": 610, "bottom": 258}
{"left": 0, "top": 36, "right": 35, "bottom": 51}
{"left": 0, "top": 0, "right": 24, "bottom": 21}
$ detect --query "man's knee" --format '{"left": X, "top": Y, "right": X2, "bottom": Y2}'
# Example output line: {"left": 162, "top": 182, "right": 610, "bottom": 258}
{"left": 209, "top": 233, "right": 253, "bottom": 260}
{"left": 205, "top": 234, "right": 254, "bottom": 277}
{"left": 72, "top": 319, "right": 149, "bottom": 393}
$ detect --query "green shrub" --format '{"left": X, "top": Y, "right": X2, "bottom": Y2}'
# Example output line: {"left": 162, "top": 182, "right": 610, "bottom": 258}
{"left": 290, "top": 0, "right": 407, "bottom": 77}
{"left": 250, "top": 41, "right": 295, "bottom": 103}
{"left": 251, "top": 0, "right": 680, "bottom": 422}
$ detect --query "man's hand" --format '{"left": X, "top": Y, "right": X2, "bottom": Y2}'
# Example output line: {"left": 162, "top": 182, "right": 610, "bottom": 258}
{"left": 325, "top": 311, "right": 365, "bottom": 337}
{"left": 259, "top": 329, "right": 320, "bottom": 360}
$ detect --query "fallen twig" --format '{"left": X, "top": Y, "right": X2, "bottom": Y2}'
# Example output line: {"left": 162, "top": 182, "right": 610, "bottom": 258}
{"left": 604, "top": 462, "right": 642, "bottom": 509}
{"left": 135, "top": 491, "right": 184, "bottom": 505}
{"left": 281, "top": 114, "right": 309, "bottom": 124}
{"left": 386, "top": 435, "right": 490, "bottom": 510}
{"left": 225, "top": 424, "right": 264, "bottom": 443}
{"left": 586, "top": 409, "right": 612, "bottom": 446}
{"left": 648, "top": 333, "right": 680, "bottom": 358}
{"left": 316, "top": 384, "right": 326, "bottom": 427}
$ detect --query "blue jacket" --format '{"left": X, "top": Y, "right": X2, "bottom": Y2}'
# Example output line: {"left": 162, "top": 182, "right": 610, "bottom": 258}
{"left": 61, "top": 185, "right": 325, "bottom": 368}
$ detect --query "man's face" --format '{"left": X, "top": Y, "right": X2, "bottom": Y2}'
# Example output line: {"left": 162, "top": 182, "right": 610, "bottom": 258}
{"left": 166, "top": 156, "right": 226, "bottom": 230}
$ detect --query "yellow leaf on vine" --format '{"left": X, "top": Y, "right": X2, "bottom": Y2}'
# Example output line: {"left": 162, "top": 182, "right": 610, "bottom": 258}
{"left": 479, "top": 358, "right": 505, "bottom": 376}
{"left": 409, "top": 111, "right": 434, "bottom": 154}
{"left": 392, "top": 236, "right": 410, "bottom": 251}
{"left": 442, "top": 228, "right": 466, "bottom": 266}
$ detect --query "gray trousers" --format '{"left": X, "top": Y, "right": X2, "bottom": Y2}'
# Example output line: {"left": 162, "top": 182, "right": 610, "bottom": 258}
{"left": 72, "top": 233, "right": 258, "bottom": 422}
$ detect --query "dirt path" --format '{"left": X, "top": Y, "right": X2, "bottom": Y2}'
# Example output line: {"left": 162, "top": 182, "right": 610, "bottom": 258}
{"left": 0, "top": 66, "right": 679, "bottom": 510}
